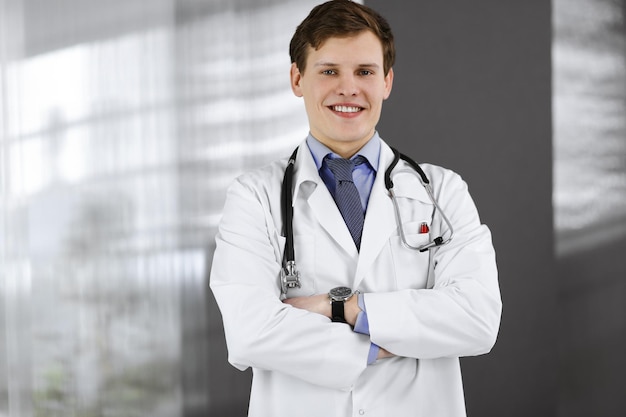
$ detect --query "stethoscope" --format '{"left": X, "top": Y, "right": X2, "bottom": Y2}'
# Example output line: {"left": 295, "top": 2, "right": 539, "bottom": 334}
{"left": 280, "top": 146, "right": 455, "bottom": 296}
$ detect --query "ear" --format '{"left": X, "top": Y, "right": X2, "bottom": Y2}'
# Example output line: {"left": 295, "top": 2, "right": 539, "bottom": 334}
{"left": 383, "top": 67, "right": 394, "bottom": 100}
{"left": 290, "top": 63, "right": 304, "bottom": 97}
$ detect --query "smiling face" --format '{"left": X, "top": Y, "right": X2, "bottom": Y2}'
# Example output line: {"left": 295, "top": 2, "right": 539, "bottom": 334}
{"left": 290, "top": 30, "right": 394, "bottom": 158}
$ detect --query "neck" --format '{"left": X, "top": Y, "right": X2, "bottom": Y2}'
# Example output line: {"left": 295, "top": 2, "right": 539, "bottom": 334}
{"left": 314, "top": 135, "right": 374, "bottom": 159}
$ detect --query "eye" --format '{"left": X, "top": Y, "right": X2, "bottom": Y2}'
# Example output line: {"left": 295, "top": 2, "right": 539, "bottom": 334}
{"left": 358, "top": 69, "right": 374, "bottom": 76}
{"left": 322, "top": 69, "right": 337, "bottom": 75}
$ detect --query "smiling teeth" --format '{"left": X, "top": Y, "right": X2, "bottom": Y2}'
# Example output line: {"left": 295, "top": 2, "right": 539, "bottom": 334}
{"left": 333, "top": 106, "right": 361, "bottom": 113}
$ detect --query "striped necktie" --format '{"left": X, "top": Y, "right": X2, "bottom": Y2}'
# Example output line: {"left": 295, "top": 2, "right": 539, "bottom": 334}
{"left": 325, "top": 155, "right": 366, "bottom": 250}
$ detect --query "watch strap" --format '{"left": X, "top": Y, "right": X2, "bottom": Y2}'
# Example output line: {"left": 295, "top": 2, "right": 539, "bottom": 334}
{"left": 331, "top": 300, "right": 346, "bottom": 323}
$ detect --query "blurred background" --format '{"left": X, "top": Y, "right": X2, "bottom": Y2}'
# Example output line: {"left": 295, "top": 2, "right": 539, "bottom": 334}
{"left": 1, "top": 0, "right": 624, "bottom": 416}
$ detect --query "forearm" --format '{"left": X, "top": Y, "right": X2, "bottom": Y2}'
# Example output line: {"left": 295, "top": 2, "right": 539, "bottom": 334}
{"left": 212, "top": 279, "right": 372, "bottom": 389}
{"left": 282, "top": 293, "right": 361, "bottom": 325}
{"left": 210, "top": 179, "right": 371, "bottom": 389}
{"left": 284, "top": 293, "right": 396, "bottom": 362}
{"left": 365, "top": 281, "right": 501, "bottom": 359}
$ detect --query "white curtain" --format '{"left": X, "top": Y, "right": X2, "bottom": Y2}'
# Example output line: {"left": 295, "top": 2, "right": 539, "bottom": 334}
{"left": 0, "top": 0, "right": 317, "bottom": 415}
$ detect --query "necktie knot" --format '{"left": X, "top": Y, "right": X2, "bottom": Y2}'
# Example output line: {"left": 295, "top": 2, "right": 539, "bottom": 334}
{"left": 325, "top": 155, "right": 366, "bottom": 183}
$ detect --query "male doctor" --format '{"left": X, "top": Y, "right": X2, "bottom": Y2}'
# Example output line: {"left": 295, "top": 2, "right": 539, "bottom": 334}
{"left": 210, "top": 1, "right": 502, "bottom": 416}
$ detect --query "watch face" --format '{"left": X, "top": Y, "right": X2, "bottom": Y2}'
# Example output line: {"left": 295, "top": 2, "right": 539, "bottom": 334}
{"left": 330, "top": 286, "right": 352, "bottom": 300}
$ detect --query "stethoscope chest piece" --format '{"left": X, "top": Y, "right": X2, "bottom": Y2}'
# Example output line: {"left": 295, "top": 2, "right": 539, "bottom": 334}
{"left": 280, "top": 260, "right": 301, "bottom": 296}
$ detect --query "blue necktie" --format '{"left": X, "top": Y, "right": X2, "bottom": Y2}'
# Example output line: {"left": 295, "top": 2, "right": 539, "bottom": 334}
{"left": 325, "top": 156, "right": 366, "bottom": 250}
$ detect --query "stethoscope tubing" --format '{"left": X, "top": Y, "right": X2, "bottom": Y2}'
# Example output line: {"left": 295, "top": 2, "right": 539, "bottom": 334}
{"left": 280, "top": 147, "right": 301, "bottom": 296}
{"left": 386, "top": 147, "right": 455, "bottom": 252}
{"left": 279, "top": 145, "right": 454, "bottom": 296}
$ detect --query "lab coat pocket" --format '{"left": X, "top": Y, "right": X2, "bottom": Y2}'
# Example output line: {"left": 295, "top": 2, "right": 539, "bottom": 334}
{"left": 390, "top": 221, "right": 431, "bottom": 290}
{"left": 275, "top": 234, "right": 317, "bottom": 297}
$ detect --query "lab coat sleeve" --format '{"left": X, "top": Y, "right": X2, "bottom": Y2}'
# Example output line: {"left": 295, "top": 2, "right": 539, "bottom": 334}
{"left": 365, "top": 167, "right": 502, "bottom": 359}
{"left": 210, "top": 171, "right": 371, "bottom": 389}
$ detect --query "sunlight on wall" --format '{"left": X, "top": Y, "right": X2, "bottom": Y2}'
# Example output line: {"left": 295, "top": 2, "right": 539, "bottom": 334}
{"left": 553, "top": 0, "right": 626, "bottom": 256}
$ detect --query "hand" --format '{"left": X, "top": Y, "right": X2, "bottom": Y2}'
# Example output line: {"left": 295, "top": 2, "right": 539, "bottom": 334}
{"left": 377, "top": 347, "right": 395, "bottom": 360}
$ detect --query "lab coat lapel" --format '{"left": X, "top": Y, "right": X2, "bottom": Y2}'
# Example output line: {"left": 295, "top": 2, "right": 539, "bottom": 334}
{"left": 353, "top": 143, "right": 398, "bottom": 288}
{"left": 292, "top": 141, "right": 358, "bottom": 256}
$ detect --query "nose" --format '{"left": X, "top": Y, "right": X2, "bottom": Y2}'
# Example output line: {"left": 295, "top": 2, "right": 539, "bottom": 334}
{"left": 336, "top": 73, "right": 359, "bottom": 96}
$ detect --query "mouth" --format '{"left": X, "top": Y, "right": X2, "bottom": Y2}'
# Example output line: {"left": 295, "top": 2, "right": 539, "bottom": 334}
{"left": 328, "top": 105, "right": 364, "bottom": 115}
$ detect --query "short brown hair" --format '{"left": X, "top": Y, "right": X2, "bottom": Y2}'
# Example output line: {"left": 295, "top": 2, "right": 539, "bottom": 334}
{"left": 289, "top": 0, "right": 395, "bottom": 75}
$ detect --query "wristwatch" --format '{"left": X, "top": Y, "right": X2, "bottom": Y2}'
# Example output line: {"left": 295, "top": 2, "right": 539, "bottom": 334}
{"left": 329, "top": 286, "right": 354, "bottom": 323}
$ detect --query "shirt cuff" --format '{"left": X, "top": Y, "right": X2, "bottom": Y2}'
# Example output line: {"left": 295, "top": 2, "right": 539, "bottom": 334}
{"left": 353, "top": 294, "right": 378, "bottom": 365}
{"left": 367, "top": 343, "right": 380, "bottom": 365}
{"left": 353, "top": 293, "right": 371, "bottom": 335}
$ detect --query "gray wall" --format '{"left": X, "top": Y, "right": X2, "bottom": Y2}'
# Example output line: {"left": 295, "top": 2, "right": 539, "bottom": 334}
{"left": 368, "top": 1, "right": 557, "bottom": 415}
{"left": 203, "top": 1, "right": 626, "bottom": 415}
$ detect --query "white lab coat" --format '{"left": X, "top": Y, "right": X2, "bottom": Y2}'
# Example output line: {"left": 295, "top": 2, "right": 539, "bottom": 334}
{"left": 210, "top": 138, "right": 501, "bottom": 417}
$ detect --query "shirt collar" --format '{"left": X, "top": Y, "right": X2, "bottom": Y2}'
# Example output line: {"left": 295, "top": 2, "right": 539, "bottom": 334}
{"left": 305, "top": 132, "right": 381, "bottom": 172}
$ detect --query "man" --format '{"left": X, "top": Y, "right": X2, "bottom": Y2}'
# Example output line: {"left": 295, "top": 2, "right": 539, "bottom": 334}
{"left": 210, "top": 1, "right": 502, "bottom": 416}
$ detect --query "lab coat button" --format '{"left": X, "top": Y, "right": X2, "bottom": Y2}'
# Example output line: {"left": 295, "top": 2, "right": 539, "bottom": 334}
{"left": 359, "top": 410, "right": 365, "bottom": 415}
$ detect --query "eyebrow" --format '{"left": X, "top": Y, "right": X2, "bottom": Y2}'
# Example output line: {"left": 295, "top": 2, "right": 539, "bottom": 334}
{"left": 314, "top": 62, "right": 381, "bottom": 69}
